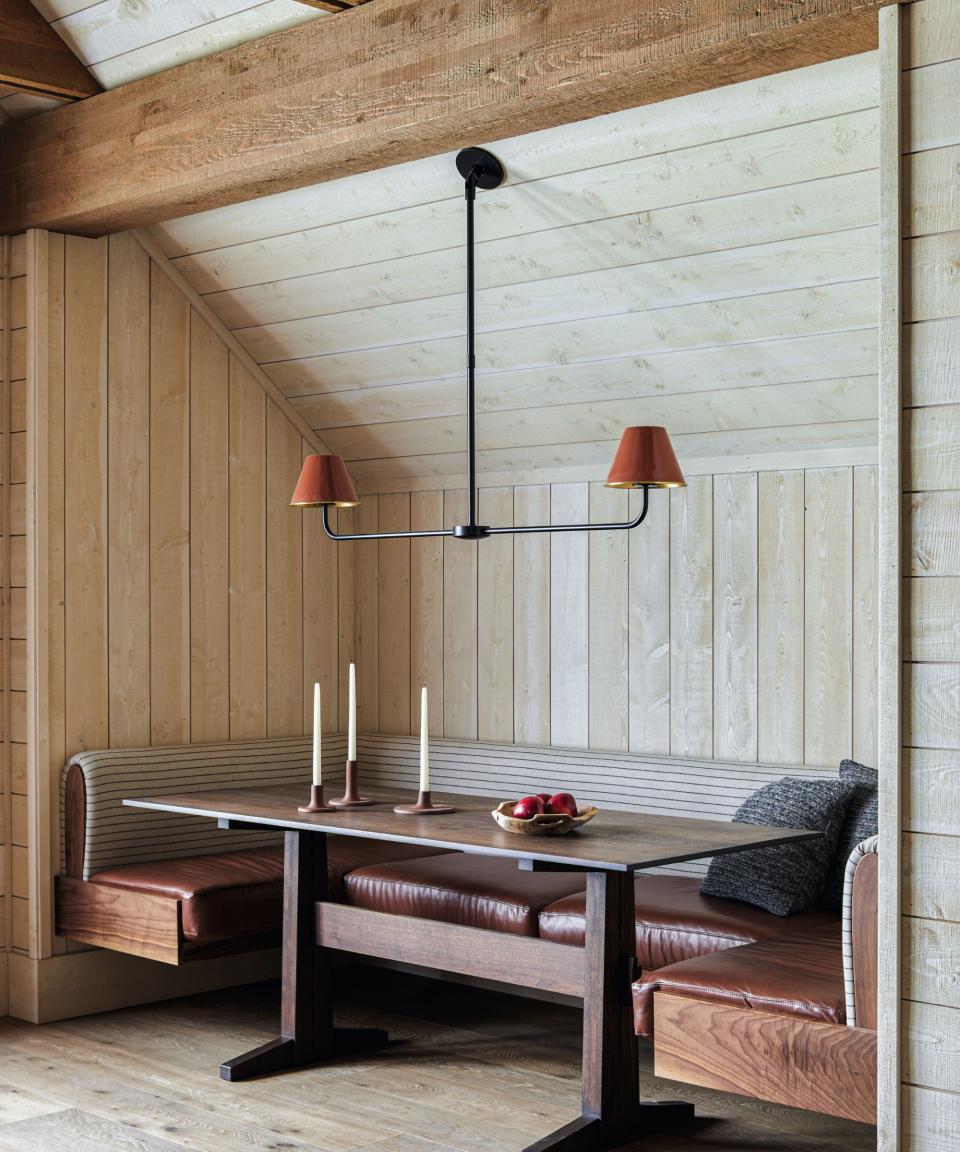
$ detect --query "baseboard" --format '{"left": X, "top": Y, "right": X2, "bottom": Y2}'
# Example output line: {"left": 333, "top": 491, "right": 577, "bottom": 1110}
{"left": 8, "top": 946, "right": 280, "bottom": 1023}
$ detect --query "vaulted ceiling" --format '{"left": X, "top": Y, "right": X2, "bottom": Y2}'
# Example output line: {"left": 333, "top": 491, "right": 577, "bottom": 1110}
{"left": 148, "top": 50, "right": 881, "bottom": 494}
{"left": 30, "top": 0, "right": 324, "bottom": 89}
{"left": 16, "top": 5, "right": 881, "bottom": 495}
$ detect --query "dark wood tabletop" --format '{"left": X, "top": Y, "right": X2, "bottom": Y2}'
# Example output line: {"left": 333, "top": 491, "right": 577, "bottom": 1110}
{"left": 124, "top": 783, "right": 819, "bottom": 872}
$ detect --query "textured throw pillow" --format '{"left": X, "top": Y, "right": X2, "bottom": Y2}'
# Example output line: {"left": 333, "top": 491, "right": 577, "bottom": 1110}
{"left": 819, "top": 760, "right": 879, "bottom": 911}
{"left": 700, "top": 777, "right": 856, "bottom": 917}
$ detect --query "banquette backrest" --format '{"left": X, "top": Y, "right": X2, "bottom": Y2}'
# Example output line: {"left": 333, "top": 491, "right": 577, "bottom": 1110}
{"left": 62, "top": 732, "right": 837, "bottom": 881}
{"left": 62, "top": 735, "right": 347, "bottom": 879}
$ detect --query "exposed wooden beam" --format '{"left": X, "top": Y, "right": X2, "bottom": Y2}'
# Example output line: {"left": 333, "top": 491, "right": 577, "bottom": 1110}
{"left": 0, "top": 0, "right": 99, "bottom": 100}
{"left": 0, "top": 0, "right": 898, "bottom": 236}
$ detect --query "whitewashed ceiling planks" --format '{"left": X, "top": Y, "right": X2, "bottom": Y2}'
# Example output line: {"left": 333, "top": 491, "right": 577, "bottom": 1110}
{"left": 144, "top": 52, "right": 882, "bottom": 493}
{"left": 23, "top": 3, "right": 882, "bottom": 493}
{"left": 30, "top": 0, "right": 323, "bottom": 89}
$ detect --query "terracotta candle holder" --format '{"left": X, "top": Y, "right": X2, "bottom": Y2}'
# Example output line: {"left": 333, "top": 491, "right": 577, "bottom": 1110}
{"left": 298, "top": 784, "right": 338, "bottom": 813}
{"left": 394, "top": 789, "right": 456, "bottom": 815}
{"left": 330, "top": 760, "right": 376, "bottom": 808}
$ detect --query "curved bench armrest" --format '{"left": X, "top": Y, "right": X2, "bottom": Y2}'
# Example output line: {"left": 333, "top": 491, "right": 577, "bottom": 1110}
{"left": 842, "top": 836, "right": 878, "bottom": 1029}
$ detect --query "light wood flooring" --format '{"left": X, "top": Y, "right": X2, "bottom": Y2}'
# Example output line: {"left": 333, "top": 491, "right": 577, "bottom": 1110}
{"left": 0, "top": 968, "right": 876, "bottom": 1152}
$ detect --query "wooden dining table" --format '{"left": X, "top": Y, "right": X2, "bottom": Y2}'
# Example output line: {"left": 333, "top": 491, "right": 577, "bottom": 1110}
{"left": 125, "top": 784, "right": 818, "bottom": 1152}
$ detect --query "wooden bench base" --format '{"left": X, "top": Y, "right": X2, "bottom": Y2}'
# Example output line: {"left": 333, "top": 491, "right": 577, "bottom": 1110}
{"left": 653, "top": 992, "right": 877, "bottom": 1125}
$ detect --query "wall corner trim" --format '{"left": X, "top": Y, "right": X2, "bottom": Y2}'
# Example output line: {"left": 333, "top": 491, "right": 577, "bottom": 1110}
{"left": 130, "top": 228, "right": 329, "bottom": 457}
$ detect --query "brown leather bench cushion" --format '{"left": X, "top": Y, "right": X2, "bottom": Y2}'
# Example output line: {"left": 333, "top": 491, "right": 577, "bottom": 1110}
{"left": 343, "top": 853, "right": 588, "bottom": 936}
{"left": 632, "top": 923, "right": 845, "bottom": 1038}
{"left": 539, "top": 875, "right": 839, "bottom": 969}
{"left": 90, "top": 840, "right": 452, "bottom": 942}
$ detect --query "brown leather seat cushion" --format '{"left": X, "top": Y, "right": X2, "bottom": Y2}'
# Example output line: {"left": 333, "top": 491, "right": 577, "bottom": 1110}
{"left": 343, "top": 853, "right": 588, "bottom": 936}
{"left": 91, "top": 840, "right": 452, "bottom": 942}
{"left": 539, "top": 875, "right": 839, "bottom": 969}
{"left": 631, "top": 923, "right": 845, "bottom": 1038}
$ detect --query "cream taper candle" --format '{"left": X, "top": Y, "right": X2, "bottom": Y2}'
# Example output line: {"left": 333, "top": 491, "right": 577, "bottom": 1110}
{"left": 312, "top": 682, "right": 322, "bottom": 786}
{"left": 419, "top": 686, "right": 429, "bottom": 792}
{"left": 348, "top": 662, "right": 357, "bottom": 762}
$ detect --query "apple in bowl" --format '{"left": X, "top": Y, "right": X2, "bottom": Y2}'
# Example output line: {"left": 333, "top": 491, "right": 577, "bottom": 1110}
{"left": 513, "top": 795, "right": 546, "bottom": 819}
{"left": 492, "top": 793, "right": 599, "bottom": 836}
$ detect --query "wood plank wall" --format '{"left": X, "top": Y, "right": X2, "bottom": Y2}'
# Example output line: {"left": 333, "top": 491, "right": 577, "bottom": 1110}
{"left": 896, "top": 1, "right": 960, "bottom": 1145}
{"left": 23, "top": 231, "right": 342, "bottom": 964}
{"left": 340, "top": 471, "right": 879, "bottom": 771}
{"left": 1, "top": 235, "right": 27, "bottom": 1008}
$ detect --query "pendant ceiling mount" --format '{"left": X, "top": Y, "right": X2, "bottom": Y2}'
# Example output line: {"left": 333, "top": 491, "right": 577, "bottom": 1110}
{"left": 292, "top": 146, "right": 686, "bottom": 542}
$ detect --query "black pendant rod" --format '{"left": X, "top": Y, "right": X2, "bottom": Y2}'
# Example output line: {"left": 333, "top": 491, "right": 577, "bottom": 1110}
{"left": 320, "top": 146, "right": 656, "bottom": 544}
{"left": 465, "top": 167, "right": 479, "bottom": 533}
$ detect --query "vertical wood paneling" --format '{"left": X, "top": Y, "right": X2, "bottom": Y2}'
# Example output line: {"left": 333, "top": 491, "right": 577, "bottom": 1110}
{"left": 513, "top": 485, "right": 550, "bottom": 746}
{"left": 189, "top": 316, "right": 230, "bottom": 742}
{"left": 228, "top": 358, "right": 266, "bottom": 740}
{"left": 853, "top": 465, "right": 879, "bottom": 765}
{"left": 478, "top": 487, "right": 513, "bottom": 742}
{"left": 148, "top": 268, "right": 190, "bottom": 745}
{"left": 410, "top": 491, "right": 443, "bottom": 736}
{"left": 36, "top": 232, "right": 65, "bottom": 958}
{"left": 368, "top": 470, "right": 873, "bottom": 766}
{"left": 757, "top": 471, "right": 804, "bottom": 763}
{"left": 265, "top": 402, "right": 304, "bottom": 736}
{"left": 804, "top": 468, "right": 853, "bottom": 765}
{"left": 550, "top": 483, "right": 588, "bottom": 748}
{"left": 588, "top": 484, "right": 628, "bottom": 751}
{"left": 713, "top": 473, "right": 758, "bottom": 761}
{"left": 63, "top": 236, "right": 108, "bottom": 758}
{"left": 443, "top": 489, "right": 477, "bottom": 739}
{"left": 628, "top": 486, "right": 670, "bottom": 755}
{"left": 378, "top": 492, "right": 411, "bottom": 735}
{"left": 106, "top": 233, "right": 150, "bottom": 748}
{"left": 670, "top": 476, "right": 713, "bottom": 758}
{"left": 354, "top": 497, "right": 379, "bottom": 734}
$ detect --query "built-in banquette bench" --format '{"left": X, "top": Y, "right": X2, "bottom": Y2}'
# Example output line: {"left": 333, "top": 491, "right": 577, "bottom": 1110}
{"left": 55, "top": 736, "right": 876, "bottom": 1124}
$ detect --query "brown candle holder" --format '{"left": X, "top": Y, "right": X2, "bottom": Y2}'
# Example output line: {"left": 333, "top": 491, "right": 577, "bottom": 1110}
{"left": 298, "top": 784, "right": 338, "bottom": 813}
{"left": 330, "top": 760, "right": 376, "bottom": 808}
{"left": 393, "top": 789, "right": 455, "bottom": 815}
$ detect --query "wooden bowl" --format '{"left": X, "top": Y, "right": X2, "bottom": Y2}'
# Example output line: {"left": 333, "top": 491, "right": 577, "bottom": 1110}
{"left": 492, "top": 801, "right": 599, "bottom": 835}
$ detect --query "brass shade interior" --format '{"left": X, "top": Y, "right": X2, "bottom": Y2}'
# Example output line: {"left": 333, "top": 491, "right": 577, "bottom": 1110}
{"left": 290, "top": 454, "right": 360, "bottom": 508}
{"left": 605, "top": 426, "right": 686, "bottom": 489}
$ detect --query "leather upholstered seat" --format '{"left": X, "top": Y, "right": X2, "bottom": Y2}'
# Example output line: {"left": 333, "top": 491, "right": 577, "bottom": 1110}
{"left": 631, "top": 922, "right": 845, "bottom": 1038}
{"left": 539, "top": 875, "right": 839, "bottom": 969}
{"left": 343, "top": 853, "right": 588, "bottom": 935}
{"left": 90, "top": 840, "right": 452, "bottom": 943}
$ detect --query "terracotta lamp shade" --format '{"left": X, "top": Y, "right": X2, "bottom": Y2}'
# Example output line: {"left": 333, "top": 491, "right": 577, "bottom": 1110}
{"left": 605, "top": 426, "right": 686, "bottom": 489}
{"left": 290, "top": 454, "right": 360, "bottom": 508}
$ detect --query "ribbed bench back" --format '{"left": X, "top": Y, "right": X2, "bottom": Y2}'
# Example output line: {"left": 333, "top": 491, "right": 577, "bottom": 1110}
{"left": 63, "top": 735, "right": 347, "bottom": 879}
{"left": 355, "top": 735, "right": 836, "bottom": 879}
{"left": 63, "top": 733, "right": 834, "bottom": 881}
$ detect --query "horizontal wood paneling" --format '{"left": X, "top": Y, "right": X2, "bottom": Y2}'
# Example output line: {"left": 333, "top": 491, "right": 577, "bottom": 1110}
{"left": 143, "top": 53, "right": 881, "bottom": 492}
{"left": 342, "top": 467, "right": 877, "bottom": 777}
{"left": 900, "top": 18, "right": 960, "bottom": 1128}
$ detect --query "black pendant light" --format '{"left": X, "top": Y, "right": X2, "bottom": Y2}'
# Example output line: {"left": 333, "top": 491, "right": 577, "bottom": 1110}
{"left": 291, "top": 147, "right": 686, "bottom": 541}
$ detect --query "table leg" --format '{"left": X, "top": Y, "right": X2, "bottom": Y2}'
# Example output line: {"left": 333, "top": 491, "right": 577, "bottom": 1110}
{"left": 220, "top": 829, "right": 388, "bottom": 1081}
{"left": 524, "top": 871, "right": 693, "bottom": 1151}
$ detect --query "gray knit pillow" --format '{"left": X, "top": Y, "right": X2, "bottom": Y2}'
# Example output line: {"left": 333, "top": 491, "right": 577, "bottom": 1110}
{"left": 819, "top": 760, "right": 879, "bottom": 911}
{"left": 701, "top": 777, "right": 856, "bottom": 916}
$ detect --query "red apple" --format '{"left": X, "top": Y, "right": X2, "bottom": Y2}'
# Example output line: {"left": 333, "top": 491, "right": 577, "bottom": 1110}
{"left": 536, "top": 792, "right": 552, "bottom": 802}
{"left": 547, "top": 792, "right": 578, "bottom": 817}
{"left": 513, "top": 795, "right": 545, "bottom": 820}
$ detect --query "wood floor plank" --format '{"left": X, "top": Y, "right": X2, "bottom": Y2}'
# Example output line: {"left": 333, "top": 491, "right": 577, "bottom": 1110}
{"left": 0, "top": 971, "right": 876, "bottom": 1152}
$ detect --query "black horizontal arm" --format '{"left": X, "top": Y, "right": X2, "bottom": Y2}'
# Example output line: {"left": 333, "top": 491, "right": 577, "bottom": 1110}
{"left": 321, "top": 505, "right": 452, "bottom": 541}
{"left": 321, "top": 486, "right": 649, "bottom": 541}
